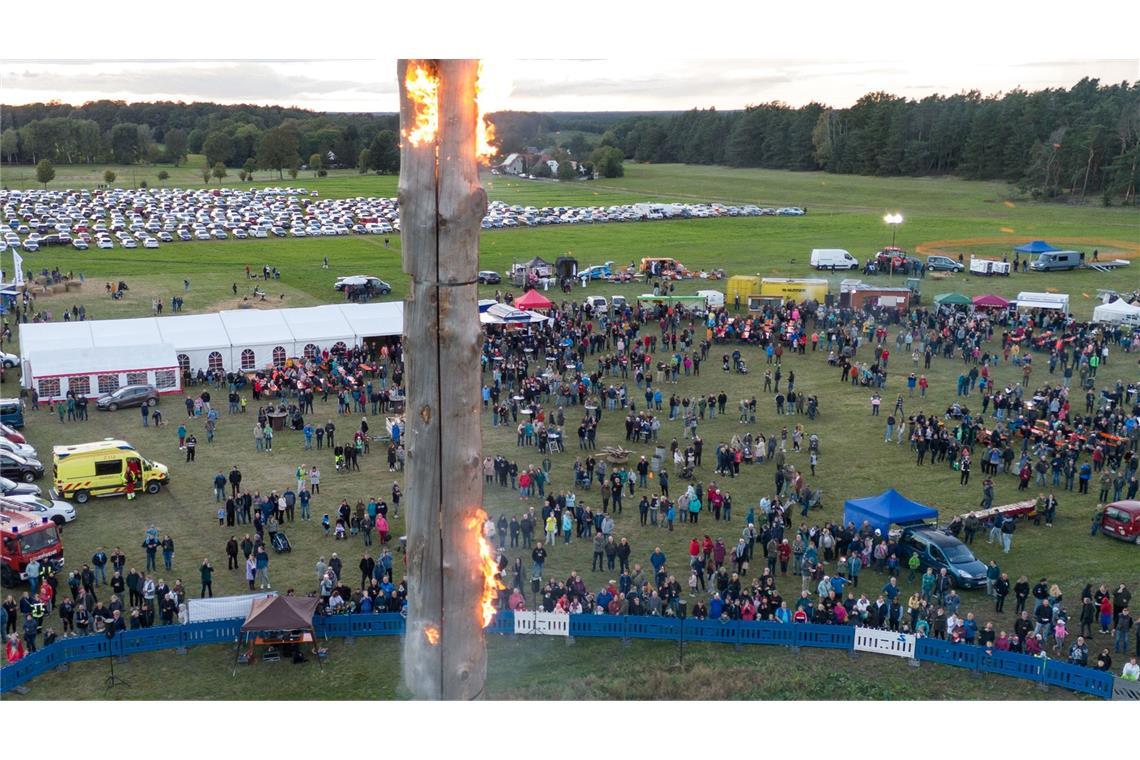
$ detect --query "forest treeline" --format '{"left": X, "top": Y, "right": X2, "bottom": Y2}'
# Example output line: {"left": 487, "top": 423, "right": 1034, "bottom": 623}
{"left": 3, "top": 78, "right": 1136, "bottom": 201}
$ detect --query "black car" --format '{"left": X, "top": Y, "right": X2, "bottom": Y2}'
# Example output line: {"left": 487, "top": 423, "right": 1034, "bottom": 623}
{"left": 0, "top": 451, "right": 44, "bottom": 483}
{"left": 477, "top": 270, "right": 502, "bottom": 284}
{"left": 898, "top": 526, "right": 988, "bottom": 588}
{"left": 96, "top": 384, "right": 159, "bottom": 411}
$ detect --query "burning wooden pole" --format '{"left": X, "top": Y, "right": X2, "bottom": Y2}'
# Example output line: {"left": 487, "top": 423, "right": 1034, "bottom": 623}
{"left": 398, "top": 59, "right": 489, "bottom": 700}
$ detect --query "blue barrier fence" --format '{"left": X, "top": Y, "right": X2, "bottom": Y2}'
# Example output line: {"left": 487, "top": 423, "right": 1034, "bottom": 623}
{"left": 1, "top": 612, "right": 1116, "bottom": 699}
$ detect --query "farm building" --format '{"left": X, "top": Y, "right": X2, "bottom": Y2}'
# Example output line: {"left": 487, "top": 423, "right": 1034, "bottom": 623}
{"left": 497, "top": 153, "right": 525, "bottom": 175}
{"left": 18, "top": 302, "right": 404, "bottom": 401}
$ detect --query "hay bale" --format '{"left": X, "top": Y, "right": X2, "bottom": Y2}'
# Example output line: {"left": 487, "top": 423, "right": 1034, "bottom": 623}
{"left": 51, "top": 283, "right": 67, "bottom": 294}
{"left": 65, "top": 281, "right": 82, "bottom": 291}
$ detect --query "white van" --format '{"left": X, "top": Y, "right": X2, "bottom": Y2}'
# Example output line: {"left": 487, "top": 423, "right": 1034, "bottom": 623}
{"left": 697, "top": 289, "right": 725, "bottom": 309}
{"left": 811, "top": 248, "right": 858, "bottom": 270}
{"left": 585, "top": 295, "right": 608, "bottom": 312}
{"left": 1028, "top": 250, "right": 1083, "bottom": 272}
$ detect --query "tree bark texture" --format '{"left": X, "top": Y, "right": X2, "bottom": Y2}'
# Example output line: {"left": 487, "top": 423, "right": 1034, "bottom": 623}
{"left": 398, "top": 58, "right": 488, "bottom": 701}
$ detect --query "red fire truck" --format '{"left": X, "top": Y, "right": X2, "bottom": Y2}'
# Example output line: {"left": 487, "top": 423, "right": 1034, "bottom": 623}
{"left": 1, "top": 502, "right": 65, "bottom": 587}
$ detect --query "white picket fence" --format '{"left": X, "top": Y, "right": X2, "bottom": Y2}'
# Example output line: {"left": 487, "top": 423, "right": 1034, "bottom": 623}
{"left": 853, "top": 626, "right": 916, "bottom": 659}
{"left": 513, "top": 611, "right": 570, "bottom": 637}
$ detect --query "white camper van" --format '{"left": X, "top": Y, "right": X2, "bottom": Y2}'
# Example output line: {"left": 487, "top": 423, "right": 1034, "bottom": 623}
{"left": 810, "top": 249, "right": 858, "bottom": 271}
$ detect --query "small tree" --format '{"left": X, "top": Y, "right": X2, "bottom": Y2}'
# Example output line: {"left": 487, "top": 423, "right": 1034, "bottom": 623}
{"left": 530, "top": 160, "right": 552, "bottom": 178}
{"left": 358, "top": 148, "right": 371, "bottom": 173}
{"left": 139, "top": 179, "right": 148, "bottom": 189}
{"left": 309, "top": 153, "right": 323, "bottom": 178}
{"left": 103, "top": 169, "right": 117, "bottom": 186}
{"left": 212, "top": 161, "right": 228, "bottom": 183}
{"left": 557, "top": 159, "right": 577, "bottom": 181}
{"left": 157, "top": 170, "right": 169, "bottom": 186}
{"left": 287, "top": 162, "right": 299, "bottom": 180}
{"left": 239, "top": 170, "right": 248, "bottom": 182}
{"left": 243, "top": 158, "right": 256, "bottom": 181}
{"left": 35, "top": 159, "right": 55, "bottom": 188}
{"left": 202, "top": 168, "right": 211, "bottom": 184}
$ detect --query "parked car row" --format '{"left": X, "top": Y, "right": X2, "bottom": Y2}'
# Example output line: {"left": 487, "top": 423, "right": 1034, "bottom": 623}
{"left": 1, "top": 188, "right": 807, "bottom": 253}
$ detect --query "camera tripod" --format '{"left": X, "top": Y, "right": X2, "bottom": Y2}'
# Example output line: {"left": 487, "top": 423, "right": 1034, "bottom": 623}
{"left": 104, "top": 629, "right": 129, "bottom": 689}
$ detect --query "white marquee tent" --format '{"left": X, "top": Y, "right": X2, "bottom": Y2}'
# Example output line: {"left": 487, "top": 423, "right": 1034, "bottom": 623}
{"left": 1092, "top": 298, "right": 1140, "bottom": 325}
{"left": 18, "top": 302, "right": 406, "bottom": 400}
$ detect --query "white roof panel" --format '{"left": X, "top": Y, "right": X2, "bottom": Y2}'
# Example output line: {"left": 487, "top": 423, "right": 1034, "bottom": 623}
{"left": 27, "top": 343, "right": 178, "bottom": 378}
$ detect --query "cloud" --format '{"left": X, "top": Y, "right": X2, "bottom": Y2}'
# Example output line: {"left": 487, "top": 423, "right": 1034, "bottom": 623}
{"left": 0, "top": 62, "right": 396, "bottom": 102}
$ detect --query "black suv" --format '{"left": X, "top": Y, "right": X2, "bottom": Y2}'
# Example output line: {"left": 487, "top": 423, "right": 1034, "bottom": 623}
{"left": 96, "top": 384, "right": 159, "bottom": 411}
{"left": 1, "top": 451, "right": 44, "bottom": 483}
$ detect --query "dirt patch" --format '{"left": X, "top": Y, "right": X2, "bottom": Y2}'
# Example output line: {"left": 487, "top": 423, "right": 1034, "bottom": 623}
{"left": 916, "top": 236, "right": 1140, "bottom": 258}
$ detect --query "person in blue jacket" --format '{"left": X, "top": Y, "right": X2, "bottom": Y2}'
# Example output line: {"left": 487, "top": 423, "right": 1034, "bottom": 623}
{"left": 709, "top": 593, "right": 724, "bottom": 620}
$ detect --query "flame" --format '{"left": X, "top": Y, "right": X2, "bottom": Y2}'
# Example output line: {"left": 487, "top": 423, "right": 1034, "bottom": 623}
{"left": 402, "top": 61, "right": 499, "bottom": 161}
{"left": 424, "top": 625, "right": 440, "bottom": 646}
{"left": 470, "top": 508, "right": 505, "bottom": 628}
{"left": 475, "top": 62, "right": 497, "bottom": 160}
{"left": 403, "top": 64, "right": 439, "bottom": 147}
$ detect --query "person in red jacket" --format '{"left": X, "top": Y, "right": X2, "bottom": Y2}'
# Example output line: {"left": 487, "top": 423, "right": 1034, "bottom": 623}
{"left": 5, "top": 633, "right": 25, "bottom": 663}
{"left": 688, "top": 538, "right": 700, "bottom": 560}
{"left": 777, "top": 539, "right": 792, "bottom": 575}
{"left": 1099, "top": 595, "right": 1115, "bottom": 634}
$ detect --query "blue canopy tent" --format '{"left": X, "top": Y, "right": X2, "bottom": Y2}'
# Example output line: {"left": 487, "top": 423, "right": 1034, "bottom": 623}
{"left": 843, "top": 488, "right": 938, "bottom": 534}
{"left": 1014, "top": 240, "right": 1059, "bottom": 256}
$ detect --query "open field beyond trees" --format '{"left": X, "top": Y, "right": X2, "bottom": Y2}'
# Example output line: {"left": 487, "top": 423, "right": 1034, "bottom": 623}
{"left": 2, "top": 164, "right": 1137, "bottom": 699}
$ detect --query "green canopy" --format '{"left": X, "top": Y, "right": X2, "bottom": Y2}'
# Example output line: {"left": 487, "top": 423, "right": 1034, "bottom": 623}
{"left": 934, "top": 292, "right": 971, "bottom": 306}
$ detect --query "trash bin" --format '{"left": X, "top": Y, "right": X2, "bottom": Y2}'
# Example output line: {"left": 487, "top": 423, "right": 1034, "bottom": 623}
{"left": 676, "top": 599, "right": 687, "bottom": 619}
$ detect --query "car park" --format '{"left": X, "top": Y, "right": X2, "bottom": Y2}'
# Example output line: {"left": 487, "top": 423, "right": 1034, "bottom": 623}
{"left": 96, "top": 384, "right": 159, "bottom": 411}
{"left": 0, "top": 187, "right": 809, "bottom": 256}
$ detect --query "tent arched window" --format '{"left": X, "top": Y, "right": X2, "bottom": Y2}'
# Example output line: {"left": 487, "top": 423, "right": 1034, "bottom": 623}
{"left": 208, "top": 351, "right": 225, "bottom": 373}
{"left": 332, "top": 341, "right": 347, "bottom": 354}
{"left": 240, "top": 349, "right": 256, "bottom": 370}
{"left": 177, "top": 354, "right": 190, "bottom": 373}
{"left": 272, "top": 346, "right": 286, "bottom": 367}
{"left": 303, "top": 344, "right": 319, "bottom": 360}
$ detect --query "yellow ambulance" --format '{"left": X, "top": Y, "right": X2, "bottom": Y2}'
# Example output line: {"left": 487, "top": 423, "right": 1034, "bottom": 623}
{"left": 52, "top": 440, "right": 170, "bottom": 504}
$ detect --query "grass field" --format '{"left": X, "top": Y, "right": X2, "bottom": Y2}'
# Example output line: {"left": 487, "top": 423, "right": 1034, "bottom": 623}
{"left": 0, "top": 635, "right": 1084, "bottom": 701}
{"left": 3, "top": 164, "right": 1138, "bottom": 700}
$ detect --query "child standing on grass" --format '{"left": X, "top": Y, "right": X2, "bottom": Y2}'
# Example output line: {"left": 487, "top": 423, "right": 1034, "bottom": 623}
{"left": 322, "top": 514, "right": 331, "bottom": 537}
{"left": 1053, "top": 617, "right": 1068, "bottom": 653}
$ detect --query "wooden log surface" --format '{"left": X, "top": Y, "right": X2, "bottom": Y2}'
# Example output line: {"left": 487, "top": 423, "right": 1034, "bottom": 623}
{"left": 398, "top": 58, "right": 487, "bottom": 700}
{"left": 399, "top": 57, "right": 444, "bottom": 701}
{"left": 436, "top": 59, "right": 488, "bottom": 701}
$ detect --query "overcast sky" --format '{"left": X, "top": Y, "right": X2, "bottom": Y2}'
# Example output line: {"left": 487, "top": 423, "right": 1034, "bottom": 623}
{"left": 1, "top": 59, "right": 1135, "bottom": 113}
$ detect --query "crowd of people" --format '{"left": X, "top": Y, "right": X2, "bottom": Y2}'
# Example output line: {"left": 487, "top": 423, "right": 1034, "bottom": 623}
{"left": 5, "top": 279, "right": 1139, "bottom": 690}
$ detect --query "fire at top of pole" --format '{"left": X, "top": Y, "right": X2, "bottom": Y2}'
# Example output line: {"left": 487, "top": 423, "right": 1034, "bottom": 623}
{"left": 401, "top": 61, "right": 497, "bottom": 159}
